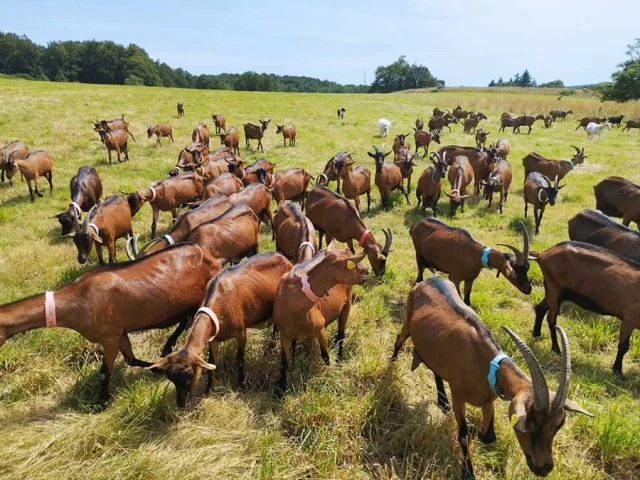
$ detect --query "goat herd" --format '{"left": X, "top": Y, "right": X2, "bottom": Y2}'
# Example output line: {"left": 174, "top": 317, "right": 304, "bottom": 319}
{"left": 1, "top": 100, "right": 640, "bottom": 480}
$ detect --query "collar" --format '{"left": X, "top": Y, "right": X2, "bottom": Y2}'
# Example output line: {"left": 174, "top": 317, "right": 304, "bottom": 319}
{"left": 450, "top": 189, "right": 460, "bottom": 196}
{"left": 70, "top": 201, "right": 82, "bottom": 217}
{"left": 537, "top": 189, "right": 548, "bottom": 203}
{"left": 300, "top": 275, "right": 322, "bottom": 303}
{"left": 488, "top": 353, "right": 510, "bottom": 400}
{"left": 88, "top": 223, "right": 100, "bottom": 236}
{"left": 197, "top": 307, "right": 220, "bottom": 342}
{"left": 164, "top": 234, "right": 175, "bottom": 245}
{"left": 481, "top": 247, "right": 492, "bottom": 268}
{"left": 299, "top": 241, "right": 315, "bottom": 256}
{"left": 149, "top": 186, "right": 157, "bottom": 202}
{"left": 568, "top": 159, "right": 574, "bottom": 169}
{"left": 319, "top": 173, "right": 328, "bottom": 184}
{"left": 359, "top": 229, "right": 371, "bottom": 247}
{"left": 45, "top": 291, "right": 57, "bottom": 328}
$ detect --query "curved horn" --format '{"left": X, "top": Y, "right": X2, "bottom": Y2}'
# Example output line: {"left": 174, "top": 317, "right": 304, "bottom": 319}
{"left": 497, "top": 243, "right": 523, "bottom": 265}
{"left": 132, "top": 234, "right": 140, "bottom": 256}
{"left": 570, "top": 145, "right": 581, "bottom": 155}
{"left": 554, "top": 175, "right": 559, "bottom": 190}
{"left": 137, "top": 238, "right": 164, "bottom": 256}
{"left": 520, "top": 221, "right": 530, "bottom": 261}
{"left": 125, "top": 236, "right": 135, "bottom": 260}
{"left": 82, "top": 205, "right": 98, "bottom": 234}
{"left": 72, "top": 205, "right": 81, "bottom": 233}
{"left": 372, "top": 144, "right": 379, "bottom": 154}
{"left": 551, "top": 326, "right": 571, "bottom": 414}
{"left": 442, "top": 190, "right": 453, "bottom": 199}
{"left": 502, "top": 326, "right": 550, "bottom": 412}
{"left": 381, "top": 228, "right": 392, "bottom": 256}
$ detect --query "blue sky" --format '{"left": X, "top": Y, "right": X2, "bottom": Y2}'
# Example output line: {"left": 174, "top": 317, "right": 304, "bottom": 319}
{"left": 1, "top": 0, "right": 638, "bottom": 86}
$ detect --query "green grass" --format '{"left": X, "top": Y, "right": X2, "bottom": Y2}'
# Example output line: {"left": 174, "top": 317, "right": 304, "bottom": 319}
{"left": 1, "top": 76, "right": 639, "bottom": 479}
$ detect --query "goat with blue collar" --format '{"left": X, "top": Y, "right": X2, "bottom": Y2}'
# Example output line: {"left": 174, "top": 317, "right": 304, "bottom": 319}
{"left": 391, "top": 277, "right": 593, "bottom": 480}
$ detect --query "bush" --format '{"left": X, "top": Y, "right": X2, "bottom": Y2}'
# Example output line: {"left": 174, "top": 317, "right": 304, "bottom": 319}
{"left": 124, "top": 74, "right": 144, "bottom": 86}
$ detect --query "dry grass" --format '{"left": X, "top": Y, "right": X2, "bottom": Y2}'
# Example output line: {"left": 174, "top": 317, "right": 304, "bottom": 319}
{"left": 0, "top": 77, "right": 639, "bottom": 479}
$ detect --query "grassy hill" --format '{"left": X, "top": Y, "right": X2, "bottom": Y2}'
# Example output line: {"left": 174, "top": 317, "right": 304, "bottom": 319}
{"left": 0, "top": 76, "right": 639, "bottom": 479}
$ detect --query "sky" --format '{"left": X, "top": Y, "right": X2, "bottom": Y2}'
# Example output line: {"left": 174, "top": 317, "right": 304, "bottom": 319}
{"left": 1, "top": 0, "right": 638, "bottom": 87}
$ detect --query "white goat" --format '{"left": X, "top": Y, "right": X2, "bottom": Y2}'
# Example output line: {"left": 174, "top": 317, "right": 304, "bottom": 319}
{"left": 586, "top": 121, "right": 611, "bottom": 139}
{"left": 378, "top": 118, "right": 391, "bottom": 138}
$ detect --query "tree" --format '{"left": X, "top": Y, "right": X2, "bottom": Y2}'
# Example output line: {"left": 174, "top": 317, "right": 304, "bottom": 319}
{"left": 539, "top": 79, "right": 565, "bottom": 88}
{"left": 369, "top": 56, "right": 442, "bottom": 93}
{"left": 601, "top": 38, "right": 640, "bottom": 102}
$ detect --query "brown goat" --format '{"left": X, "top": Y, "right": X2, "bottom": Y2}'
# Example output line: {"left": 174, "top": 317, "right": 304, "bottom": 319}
{"left": 148, "top": 253, "right": 293, "bottom": 407}
{"left": 242, "top": 158, "right": 276, "bottom": 187}
{"left": 103, "top": 128, "right": 130, "bottom": 164}
{"left": 211, "top": 114, "right": 226, "bottom": 134}
{"left": 201, "top": 172, "right": 244, "bottom": 200}
{"left": 394, "top": 147, "right": 419, "bottom": 194}
{"left": 94, "top": 118, "right": 135, "bottom": 143}
{"left": 475, "top": 129, "right": 490, "bottom": 149}
{"left": 276, "top": 124, "right": 296, "bottom": 146}
{"left": 172, "top": 143, "right": 210, "bottom": 176}
{"left": 415, "top": 117, "right": 424, "bottom": 131}
{"left": 66, "top": 194, "right": 144, "bottom": 264}
{"left": 622, "top": 119, "right": 640, "bottom": 133}
{"left": 0, "top": 243, "right": 223, "bottom": 405}
{"left": 445, "top": 156, "right": 474, "bottom": 216}
{"left": 274, "top": 203, "right": 317, "bottom": 263}
{"left": 482, "top": 160, "right": 512, "bottom": 213}
{"left": 411, "top": 218, "right": 531, "bottom": 304}
{"left": 524, "top": 173, "right": 564, "bottom": 234}
{"left": 334, "top": 152, "right": 371, "bottom": 213}
{"left": 499, "top": 117, "right": 521, "bottom": 134}
{"left": 177, "top": 102, "right": 185, "bottom": 117}
{"left": 192, "top": 123, "right": 210, "bottom": 148}
{"left": 305, "top": 185, "right": 392, "bottom": 276}
{"left": 243, "top": 119, "right": 271, "bottom": 152}
{"left": 415, "top": 152, "right": 448, "bottom": 217}
{"left": 273, "top": 248, "right": 369, "bottom": 394}
{"left": 471, "top": 149, "right": 497, "bottom": 196}
{"left": 428, "top": 114, "right": 457, "bottom": 132}
{"left": 462, "top": 116, "right": 479, "bottom": 134}
{"left": 594, "top": 176, "right": 640, "bottom": 228}
{"left": 495, "top": 138, "right": 510, "bottom": 160}
{"left": 0, "top": 140, "right": 29, "bottom": 186}
{"left": 413, "top": 128, "right": 440, "bottom": 158}
{"left": 318, "top": 154, "right": 342, "bottom": 193}
{"left": 522, "top": 146, "right": 587, "bottom": 181}
{"left": 568, "top": 209, "right": 640, "bottom": 262}
{"left": 392, "top": 133, "right": 411, "bottom": 158}
{"left": 147, "top": 124, "right": 174, "bottom": 146}
{"left": 55, "top": 166, "right": 103, "bottom": 236}
{"left": 218, "top": 127, "right": 241, "bottom": 155}
{"left": 228, "top": 183, "right": 275, "bottom": 238}
{"left": 6, "top": 150, "right": 54, "bottom": 202}
{"left": 368, "top": 145, "right": 409, "bottom": 209}
{"left": 532, "top": 241, "right": 640, "bottom": 374}
{"left": 270, "top": 167, "right": 313, "bottom": 208}
{"left": 575, "top": 116, "right": 604, "bottom": 130}
{"left": 391, "top": 277, "right": 591, "bottom": 479}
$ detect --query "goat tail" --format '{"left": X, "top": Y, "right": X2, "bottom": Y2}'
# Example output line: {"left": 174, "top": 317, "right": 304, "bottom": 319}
{"left": 127, "top": 130, "right": 136, "bottom": 142}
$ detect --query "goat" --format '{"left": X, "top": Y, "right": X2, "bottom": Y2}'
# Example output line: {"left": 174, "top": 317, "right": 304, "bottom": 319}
{"left": 244, "top": 119, "right": 271, "bottom": 151}
{"left": 568, "top": 209, "right": 640, "bottom": 262}
{"left": 211, "top": 114, "right": 226, "bottom": 134}
{"left": 586, "top": 121, "right": 611, "bottom": 139}
{"left": 305, "top": 185, "right": 392, "bottom": 276}
{"left": 54, "top": 166, "right": 103, "bottom": 235}
{"left": 415, "top": 152, "right": 447, "bottom": 217}
{"left": 192, "top": 123, "right": 210, "bottom": 149}
{"left": 369, "top": 145, "right": 409, "bottom": 209}
{"left": 0, "top": 140, "right": 29, "bottom": 186}
{"left": 575, "top": 116, "right": 604, "bottom": 130}
{"left": 453, "top": 108, "right": 470, "bottom": 123}
{"left": 470, "top": 149, "right": 497, "bottom": 196}
{"left": 177, "top": 102, "right": 185, "bottom": 117}
{"left": 148, "top": 253, "right": 292, "bottom": 407}
{"left": 138, "top": 172, "right": 205, "bottom": 238}
{"left": 392, "top": 133, "right": 411, "bottom": 158}
{"left": 532, "top": 241, "right": 640, "bottom": 374}
{"left": 172, "top": 143, "right": 210, "bottom": 176}
{"left": 200, "top": 172, "right": 243, "bottom": 200}
{"left": 501, "top": 112, "right": 512, "bottom": 120}
{"left": 273, "top": 247, "right": 369, "bottom": 394}
{"left": 413, "top": 128, "right": 440, "bottom": 158}
{"left": 428, "top": 114, "right": 457, "bottom": 133}
{"left": 378, "top": 118, "right": 391, "bottom": 138}
{"left": 276, "top": 124, "right": 296, "bottom": 146}
{"left": 544, "top": 114, "right": 553, "bottom": 128}
{"left": 462, "top": 116, "right": 479, "bottom": 134}
{"left": 66, "top": 194, "right": 144, "bottom": 264}
{"left": 391, "top": 277, "right": 591, "bottom": 479}
{"left": 475, "top": 129, "right": 489, "bottom": 150}
{"left": 334, "top": 152, "right": 371, "bottom": 213}
{"left": 437, "top": 145, "right": 491, "bottom": 168}
{"left": 274, "top": 203, "right": 317, "bottom": 264}
{"left": 514, "top": 115, "right": 537, "bottom": 135}
{"left": 318, "top": 155, "right": 341, "bottom": 193}
{"left": 270, "top": 167, "right": 313, "bottom": 208}
{"left": 394, "top": 147, "right": 419, "bottom": 194}
{"left": 0, "top": 243, "right": 224, "bottom": 405}
{"left": 415, "top": 117, "right": 424, "bottom": 131}
{"left": 433, "top": 108, "right": 443, "bottom": 117}
{"left": 607, "top": 115, "right": 624, "bottom": 127}
{"left": 482, "top": 160, "right": 512, "bottom": 213}
{"left": 523, "top": 173, "right": 564, "bottom": 234}
{"left": 499, "top": 117, "right": 521, "bottom": 134}
{"left": 594, "top": 176, "right": 640, "bottom": 228}
{"left": 147, "top": 124, "right": 173, "bottom": 146}
{"left": 103, "top": 128, "right": 130, "bottom": 164}
{"left": 242, "top": 158, "right": 276, "bottom": 187}
{"left": 555, "top": 110, "right": 572, "bottom": 121}
{"left": 495, "top": 138, "right": 510, "bottom": 160}
{"left": 337, "top": 107, "right": 346, "bottom": 119}
{"left": 94, "top": 117, "right": 135, "bottom": 143}
{"left": 228, "top": 183, "right": 275, "bottom": 238}
{"left": 5, "top": 150, "right": 54, "bottom": 202}
{"left": 411, "top": 218, "right": 531, "bottom": 304}
{"left": 523, "top": 146, "right": 586, "bottom": 181}
{"left": 622, "top": 119, "right": 640, "bottom": 133}
{"left": 444, "top": 156, "right": 474, "bottom": 216}
{"left": 217, "top": 127, "right": 241, "bottom": 155}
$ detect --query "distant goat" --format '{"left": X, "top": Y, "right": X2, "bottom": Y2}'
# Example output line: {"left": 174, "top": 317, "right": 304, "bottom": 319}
{"left": 5, "top": 150, "right": 54, "bottom": 202}
{"left": 147, "top": 124, "right": 174, "bottom": 146}
{"left": 378, "top": 118, "right": 391, "bottom": 138}
{"left": 622, "top": 119, "right": 640, "bottom": 133}
{"left": 177, "top": 103, "right": 185, "bottom": 117}
{"left": 586, "top": 121, "right": 611, "bottom": 139}
{"left": 211, "top": 114, "right": 226, "bottom": 134}
{"left": 337, "top": 108, "right": 346, "bottom": 119}
{"left": 244, "top": 119, "right": 271, "bottom": 152}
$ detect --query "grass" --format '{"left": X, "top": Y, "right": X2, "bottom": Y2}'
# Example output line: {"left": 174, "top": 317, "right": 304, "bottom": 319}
{"left": 1, "top": 76, "right": 639, "bottom": 479}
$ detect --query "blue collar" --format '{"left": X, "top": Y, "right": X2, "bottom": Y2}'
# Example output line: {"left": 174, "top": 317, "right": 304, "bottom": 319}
{"left": 488, "top": 353, "right": 510, "bottom": 400}
{"left": 568, "top": 159, "right": 574, "bottom": 170}
{"left": 481, "top": 247, "right": 492, "bottom": 268}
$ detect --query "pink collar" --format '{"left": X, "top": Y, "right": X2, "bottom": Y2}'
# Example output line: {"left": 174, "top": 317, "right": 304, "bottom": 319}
{"left": 358, "top": 229, "right": 371, "bottom": 247}
{"left": 70, "top": 201, "right": 82, "bottom": 217}
{"left": 197, "top": 307, "right": 220, "bottom": 341}
{"left": 45, "top": 291, "right": 57, "bottom": 328}
{"left": 298, "top": 241, "right": 315, "bottom": 256}
{"left": 300, "top": 275, "right": 322, "bottom": 303}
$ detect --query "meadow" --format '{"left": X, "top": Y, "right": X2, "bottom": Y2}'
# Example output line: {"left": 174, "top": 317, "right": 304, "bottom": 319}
{"left": 0, "top": 76, "right": 639, "bottom": 479}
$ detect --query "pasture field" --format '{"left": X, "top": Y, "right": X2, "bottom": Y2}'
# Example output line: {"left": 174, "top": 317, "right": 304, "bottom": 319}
{"left": 1, "top": 76, "right": 640, "bottom": 479}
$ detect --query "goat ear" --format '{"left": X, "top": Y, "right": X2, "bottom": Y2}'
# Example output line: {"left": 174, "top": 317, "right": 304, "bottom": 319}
{"left": 91, "top": 233, "right": 104, "bottom": 244}
{"left": 384, "top": 151, "right": 392, "bottom": 157}
{"left": 195, "top": 356, "right": 216, "bottom": 371}
{"left": 549, "top": 391, "right": 594, "bottom": 417}
{"left": 509, "top": 395, "right": 529, "bottom": 433}
{"left": 367, "top": 152, "right": 375, "bottom": 158}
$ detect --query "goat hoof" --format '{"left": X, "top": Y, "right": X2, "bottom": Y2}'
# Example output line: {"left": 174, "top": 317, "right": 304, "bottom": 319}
{"left": 478, "top": 429, "right": 496, "bottom": 444}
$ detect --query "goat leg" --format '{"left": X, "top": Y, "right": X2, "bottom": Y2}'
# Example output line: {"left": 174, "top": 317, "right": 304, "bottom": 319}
{"left": 97, "top": 340, "right": 120, "bottom": 406}
{"left": 161, "top": 317, "right": 189, "bottom": 357}
{"left": 335, "top": 296, "right": 351, "bottom": 362}
{"left": 119, "top": 334, "right": 152, "bottom": 367}
{"left": 435, "top": 375, "right": 450, "bottom": 413}
{"left": 612, "top": 321, "right": 633, "bottom": 375}
{"left": 478, "top": 403, "right": 497, "bottom": 444}
{"left": 316, "top": 327, "right": 331, "bottom": 366}
{"left": 276, "top": 336, "right": 292, "bottom": 398}
{"left": 236, "top": 331, "right": 247, "bottom": 389}
{"left": 453, "top": 397, "right": 476, "bottom": 480}
{"left": 533, "top": 296, "right": 550, "bottom": 338}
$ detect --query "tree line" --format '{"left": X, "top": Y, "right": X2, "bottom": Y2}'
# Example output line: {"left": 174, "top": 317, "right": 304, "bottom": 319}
{"left": 488, "top": 70, "right": 565, "bottom": 88}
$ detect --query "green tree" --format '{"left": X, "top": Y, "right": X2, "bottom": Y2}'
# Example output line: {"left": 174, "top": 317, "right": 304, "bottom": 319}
{"left": 369, "top": 56, "right": 441, "bottom": 93}
{"left": 601, "top": 38, "right": 640, "bottom": 102}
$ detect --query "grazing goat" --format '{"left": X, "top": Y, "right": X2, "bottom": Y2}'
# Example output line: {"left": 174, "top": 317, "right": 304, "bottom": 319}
{"left": 242, "top": 158, "right": 276, "bottom": 186}
{"left": 148, "top": 253, "right": 292, "bottom": 407}
{"left": 575, "top": 116, "right": 603, "bottom": 130}
{"left": 445, "top": 156, "right": 474, "bottom": 216}
{"left": 411, "top": 218, "right": 531, "bottom": 304}
{"left": 415, "top": 117, "right": 424, "bottom": 131}
{"left": 499, "top": 117, "right": 521, "bottom": 134}
{"left": 523, "top": 173, "right": 564, "bottom": 234}
{"left": 270, "top": 167, "right": 313, "bottom": 208}
{"left": 55, "top": 166, "right": 103, "bottom": 235}
{"left": 228, "top": 183, "right": 275, "bottom": 237}
{"left": 483, "top": 160, "right": 512, "bottom": 213}
{"left": 414, "top": 128, "right": 440, "bottom": 158}
{"left": 200, "top": 173, "right": 243, "bottom": 200}
{"left": 0, "top": 140, "right": 28, "bottom": 185}
{"left": 568, "top": 209, "right": 640, "bottom": 262}
{"left": 172, "top": 143, "right": 210, "bottom": 176}
{"left": 211, "top": 114, "right": 226, "bottom": 134}
{"left": 543, "top": 114, "right": 553, "bottom": 128}
{"left": 217, "top": 127, "right": 241, "bottom": 155}
{"left": 622, "top": 119, "right": 640, "bottom": 133}
{"left": 337, "top": 107, "right": 346, "bottom": 119}
{"left": 516, "top": 114, "right": 538, "bottom": 134}
{"left": 586, "top": 121, "right": 611, "bottom": 139}
{"left": 6, "top": 150, "right": 54, "bottom": 202}
{"left": 0, "top": 243, "right": 223, "bottom": 405}
{"left": 522, "top": 146, "right": 587, "bottom": 181}
{"left": 428, "top": 114, "right": 457, "bottom": 132}
{"left": 244, "top": 119, "right": 271, "bottom": 151}
{"left": 138, "top": 172, "right": 205, "bottom": 238}
{"left": 66, "top": 194, "right": 144, "bottom": 264}
{"left": 147, "top": 124, "right": 174, "bottom": 146}
{"left": 177, "top": 102, "right": 185, "bottom": 117}
{"left": 391, "top": 277, "right": 591, "bottom": 479}
{"left": 368, "top": 145, "right": 409, "bottom": 209}
{"left": 594, "top": 176, "right": 640, "bottom": 228}
{"left": 607, "top": 115, "right": 624, "bottom": 127}
{"left": 415, "top": 152, "right": 447, "bottom": 217}
{"left": 276, "top": 124, "right": 296, "bottom": 146}
{"left": 552, "top": 110, "right": 572, "bottom": 121}
{"left": 305, "top": 185, "right": 392, "bottom": 276}
{"left": 274, "top": 203, "right": 317, "bottom": 263}
{"left": 475, "top": 129, "right": 489, "bottom": 150}
{"left": 334, "top": 152, "right": 371, "bottom": 213}
{"left": 103, "top": 128, "right": 130, "bottom": 164}
{"left": 378, "top": 118, "right": 391, "bottom": 138}
{"left": 274, "top": 248, "right": 369, "bottom": 394}
{"left": 192, "top": 123, "right": 210, "bottom": 148}
{"left": 392, "top": 133, "right": 411, "bottom": 158}
{"left": 318, "top": 155, "right": 341, "bottom": 193}
{"left": 532, "top": 241, "right": 640, "bottom": 374}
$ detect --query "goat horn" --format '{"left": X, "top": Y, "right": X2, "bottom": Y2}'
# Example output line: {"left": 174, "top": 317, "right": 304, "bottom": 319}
{"left": 82, "top": 205, "right": 98, "bottom": 233}
{"left": 497, "top": 244, "right": 523, "bottom": 265}
{"left": 125, "top": 236, "right": 135, "bottom": 260}
{"left": 502, "top": 326, "right": 550, "bottom": 412}
{"left": 72, "top": 205, "right": 81, "bottom": 233}
{"left": 551, "top": 326, "right": 571, "bottom": 414}
{"left": 348, "top": 249, "right": 368, "bottom": 264}
{"left": 520, "top": 221, "right": 530, "bottom": 261}
{"left": 554, "top": 175, "right": 559, "bottom": 190}
{"left": 381, "top": 228, "right": 393, "bottom": 256}
{"left": 571, "top": 145, "right": 581, "bottom": 154}
{"left": 372, "top": 145, "right": 379, "bottom": 154}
